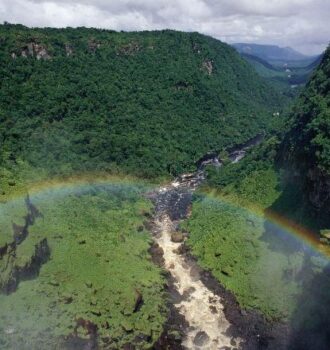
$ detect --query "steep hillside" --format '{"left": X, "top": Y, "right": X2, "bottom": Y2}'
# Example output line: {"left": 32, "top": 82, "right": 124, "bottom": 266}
{"left": 0, "top": 24, "right": 286, "bottom": 178}
{"left": 282, "top": 45, "right": 330, "bottom": 217}
{"left": 183, "top": 48, "right": 330, "bottom": 348}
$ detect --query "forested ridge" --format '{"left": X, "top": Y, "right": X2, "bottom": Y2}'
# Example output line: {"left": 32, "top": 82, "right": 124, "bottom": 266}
{"left": 0, "top": 24, "right": 287, "bottom": 178}
{"left": 283, "top": 46, "right": 330, "bottom": 173}
{"left": 280, "top": 46, "right": 330, "bottom": 218}
{"left": 187, "top": 46, "right": 330, "bottom": 322}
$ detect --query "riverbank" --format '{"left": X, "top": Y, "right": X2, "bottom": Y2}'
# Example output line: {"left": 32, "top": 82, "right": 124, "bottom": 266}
{"left": 147, "top": 172, "right": 289, "bottom": 349}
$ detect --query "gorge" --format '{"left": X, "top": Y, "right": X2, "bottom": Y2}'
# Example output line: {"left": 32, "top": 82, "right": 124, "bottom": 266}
{"left": 0, "top": 23, "right": 329, "bottom": 350}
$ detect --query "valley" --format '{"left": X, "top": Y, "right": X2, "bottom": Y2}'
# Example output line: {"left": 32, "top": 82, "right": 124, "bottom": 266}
{"left": 0, "top": 22, "right": 329, "bottom": 350}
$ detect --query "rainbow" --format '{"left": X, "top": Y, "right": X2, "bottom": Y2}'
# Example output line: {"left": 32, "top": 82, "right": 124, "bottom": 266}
{"left": 201, "top": 190, "right": 330, "bottom": 259}
{"left": 1, "top": 172, "right": 147, "bottom": 197}
{"left": 1, "top": 173, "right": 329, "bottom": 259}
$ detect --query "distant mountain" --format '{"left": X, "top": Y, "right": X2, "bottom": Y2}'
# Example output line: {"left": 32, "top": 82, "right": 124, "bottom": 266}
{"left": 237, "top": 48, "right": 324, "bottom": 96}
{"left": 232, "top": 43, "right": 312, "bottom": 63}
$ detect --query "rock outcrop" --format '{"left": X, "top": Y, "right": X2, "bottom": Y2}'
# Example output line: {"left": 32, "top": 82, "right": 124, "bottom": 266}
{"left": 306, "top": 168, "right": 330, "bottom": 213}
{"left": 202, "top": 59, "right": 213, "bottom": 75}
{"left": 20, "top": 42, "right": 51, "bottom": 60}
{"left": 65, "top": 43, "right": 73, "bottom": 56}
{"left": 88, "top": 39, "right": 101, "bottom": 53}
{"left": 117, "top": 42, "right": 140, "bottom": 55}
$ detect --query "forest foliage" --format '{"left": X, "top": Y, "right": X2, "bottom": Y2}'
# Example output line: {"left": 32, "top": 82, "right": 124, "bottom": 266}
{"left": 282, "top": 45, "right": 330, "bottom": 174}
{"left": 0, "top": 182, "right": 166, "bottom": 349}
{"left": 186, "top": 48, "right": 330, "bottom": 323}
{"left": 0, "top": 24, "right": 287, "bottom": 178}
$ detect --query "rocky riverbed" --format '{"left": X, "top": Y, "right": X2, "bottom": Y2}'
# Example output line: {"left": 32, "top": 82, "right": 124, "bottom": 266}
{"left": 148, "top": 138, "right": 289, "bottom": 350}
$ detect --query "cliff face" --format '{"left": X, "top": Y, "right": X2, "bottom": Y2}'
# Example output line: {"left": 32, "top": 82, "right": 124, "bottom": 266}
{"left": 306, "top": 168, "right": 330, "bottom": 212}
{"left": 281, "top": 45, "right": 330, "bottom": 216}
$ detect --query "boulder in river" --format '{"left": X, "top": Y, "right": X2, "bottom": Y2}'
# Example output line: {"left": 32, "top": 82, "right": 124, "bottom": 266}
{"left": 193, "top": 331, "right": 210, "bottom": 346}
{"left": 149, "top": 243, "right": 165, "bottom": 266}
{"left": 171, "top": 232, "right": 184, "bottom": 243}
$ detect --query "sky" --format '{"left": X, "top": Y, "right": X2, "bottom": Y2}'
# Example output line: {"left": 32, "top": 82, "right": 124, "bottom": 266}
{"left": 0, "top": 0, "right": 329, "bottom": 55}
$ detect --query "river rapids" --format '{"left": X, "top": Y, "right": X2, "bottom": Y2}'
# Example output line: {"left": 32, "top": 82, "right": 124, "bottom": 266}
{"left": 152, "top": 171, "right": 243, "bottom": 349}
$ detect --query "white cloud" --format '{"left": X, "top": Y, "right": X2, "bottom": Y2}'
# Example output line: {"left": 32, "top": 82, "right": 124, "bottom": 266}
{"left": 0, "top": 0, "right": 329, "bottom": 54}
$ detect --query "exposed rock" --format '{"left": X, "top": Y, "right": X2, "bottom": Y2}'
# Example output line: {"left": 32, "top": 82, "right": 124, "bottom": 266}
{"left": 11, "top": 52, "right": 17, "bottom": 59}
{"left": 35, "top": 44, "right": 51, "bottom": 60}
{"left": 307, "top": 167, "right": 330, "bottom": 213}
{"left": 170, "top": 232, "right": 184, "bottom": 243}
{"left": 202, "top": 59, "right": 213, "bottom": 75}
{"left": 320, "top": 229, "right": 330, "bottom": 245}
{"left": 189, "top": 265, "right": 202, "bottom": 281}
{"left": 148, "top": 242, "right": 164, "bottom": 266}
{"left": 193, "top": 331, "right": 210, "bottom": 346}
{"left": 209, "top": 305, "right": 218, "bottom": 314}
{"left": 143, "top": 220, "right": 153, "bottom": 231}
{"left": 27, "top": 43, "right": 34, "bottom": 56}
{"left": 173, "top": 244, "right": 188, "bottom": 255}
{"left": 182, "top": 287, "right": 195, "bottom": 299}
{"left": 88, "top": 39, "right": 101, "bottom": 53}
{"left": 117, "top": 42, "right": 140, "bottom": 55}
{"left": 20, "top": 42, "right": 51, "bottom": 60}
{"left": 192, "top": 42, "right": 201, "bottom": 54}
{"left": 65, "top": 43, "right": 73, "bottom": 56}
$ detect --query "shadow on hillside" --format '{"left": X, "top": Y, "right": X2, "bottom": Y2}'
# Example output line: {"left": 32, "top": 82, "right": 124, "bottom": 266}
{"left": 260, "top": 178, "right": 327, "bottom": 255}
{"left": 260, "top": 183, "right": 330, "bottom": 349}
{"left": 288, "top": 262, "right": 330, "bottom": 350}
